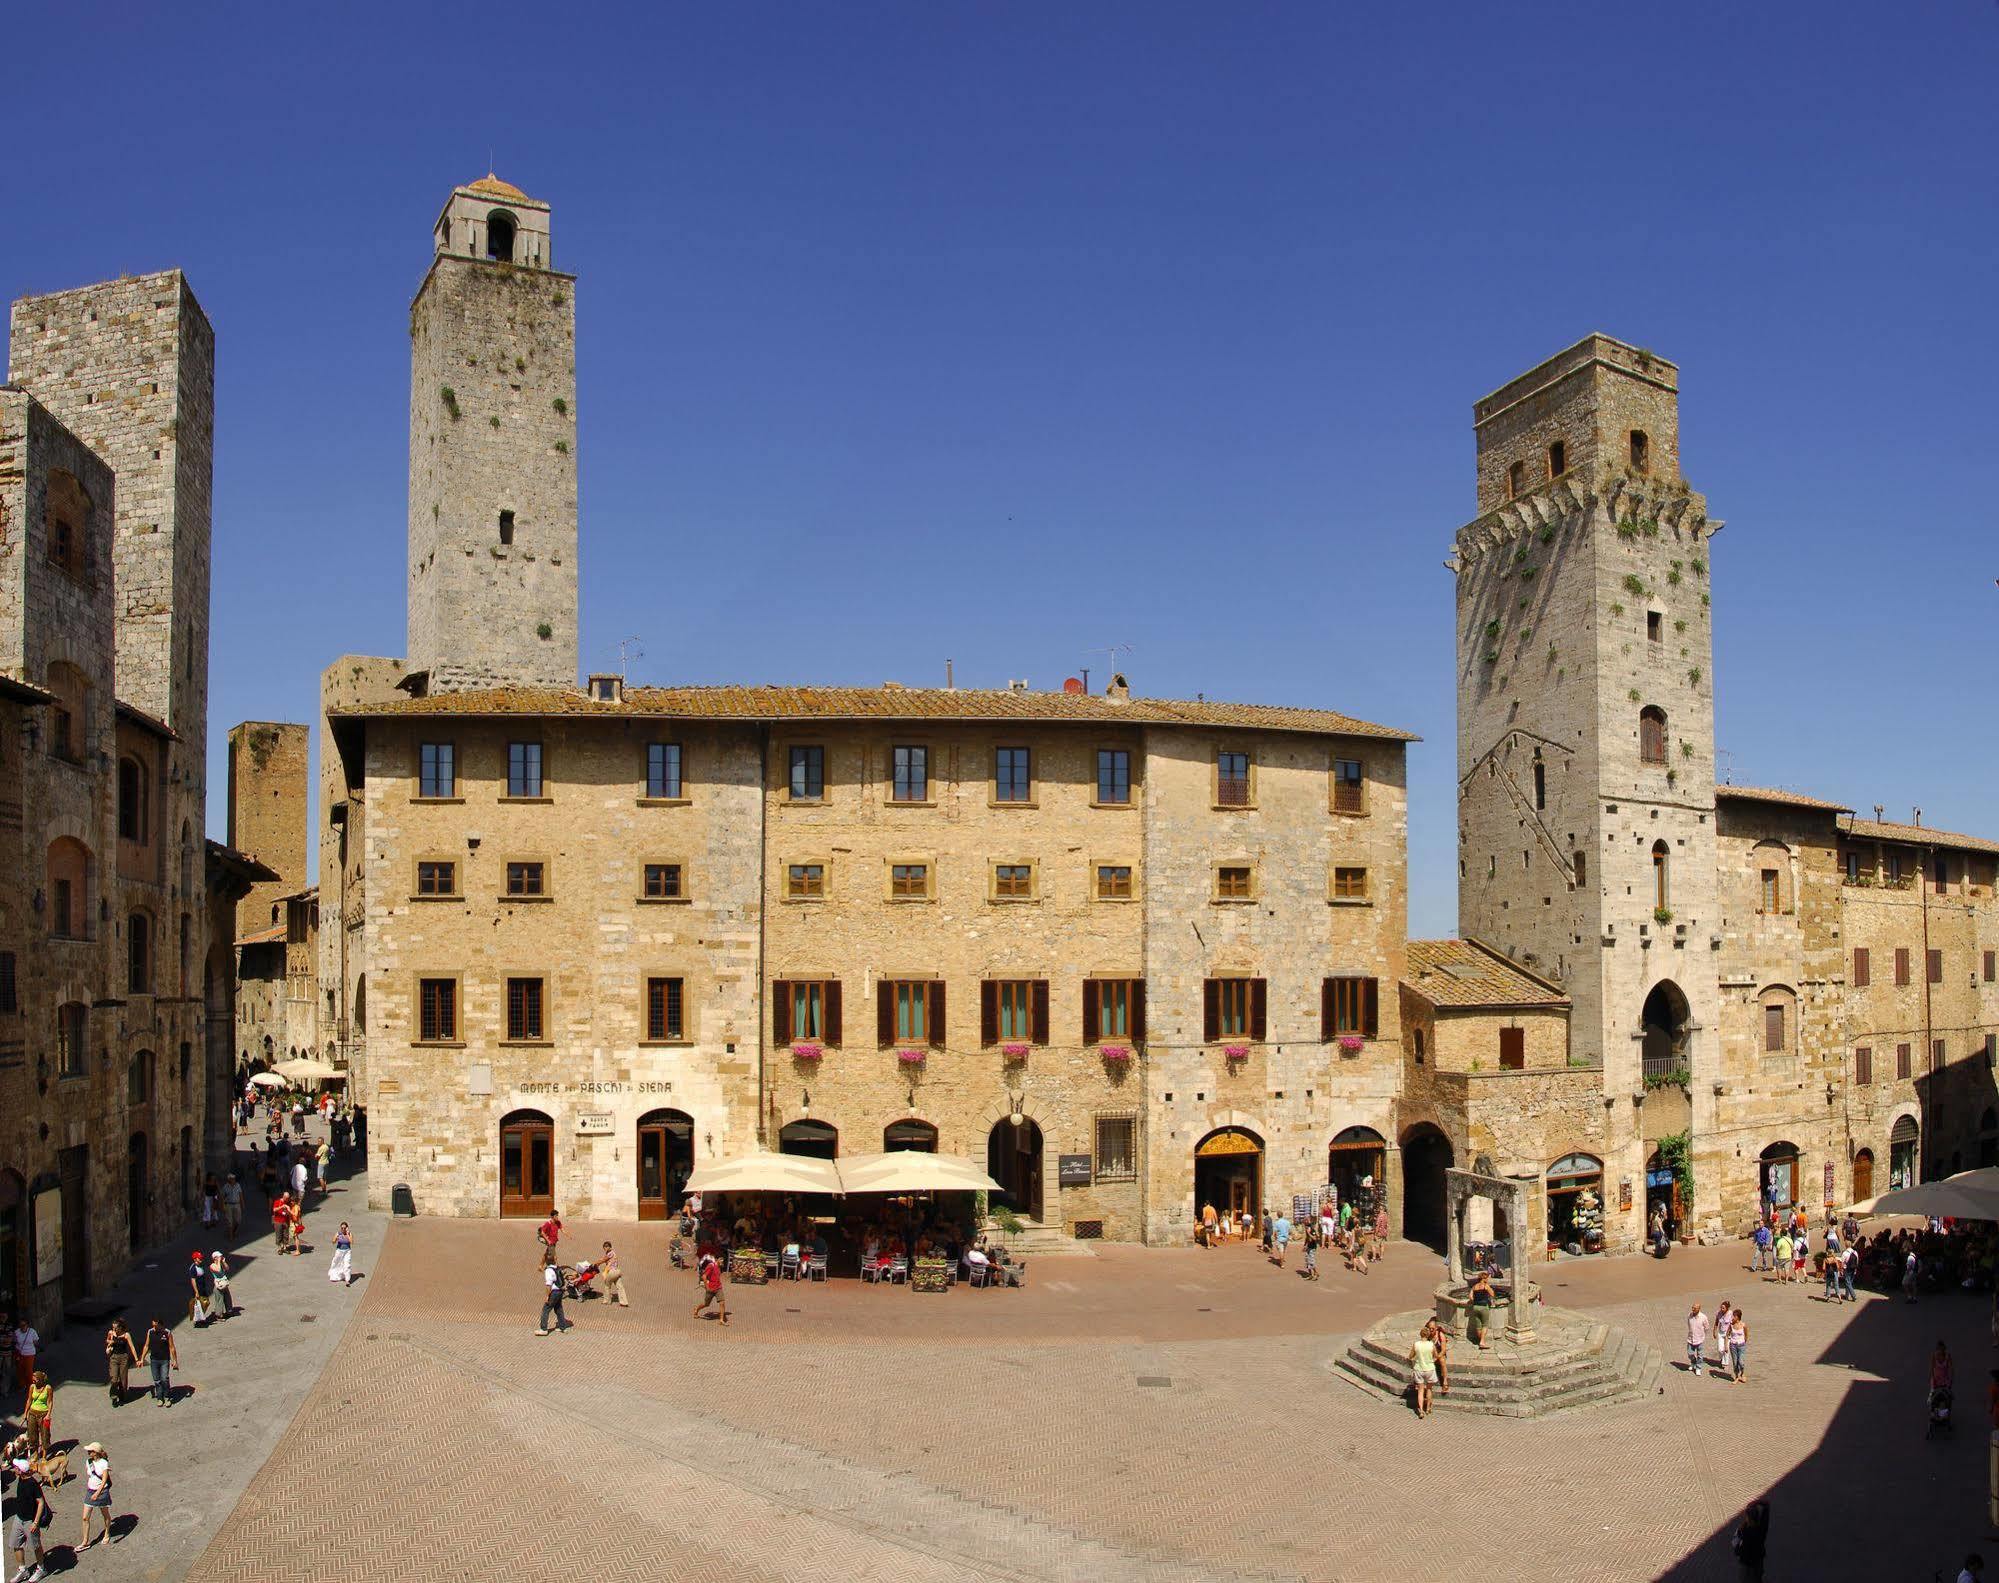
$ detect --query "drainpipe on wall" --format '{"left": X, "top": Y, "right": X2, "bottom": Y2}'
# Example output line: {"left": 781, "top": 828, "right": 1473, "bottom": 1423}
{"left": 756, "top": 725, "right": 769, "bottom": 1150}
{"left": 1921, "top": 845, "right": 1935, "bottom": 1176}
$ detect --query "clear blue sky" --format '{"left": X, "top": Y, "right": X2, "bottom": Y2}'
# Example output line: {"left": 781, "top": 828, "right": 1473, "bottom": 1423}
{"left": 7, "top": 5, "right": 1995, "bottom": 935}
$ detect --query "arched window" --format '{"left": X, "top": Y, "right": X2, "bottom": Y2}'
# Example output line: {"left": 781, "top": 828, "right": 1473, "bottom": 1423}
{"left": 127, "top": 911, "right": 152, "bottom": 994}
{"left": 46, "top": 837, "right": 91, "bottom": 938}
{"left": 1532, "top": 751, "right": 1546, "bottom": 811}
{"left": 1546, "top": 440, "right": 1566, "bottom": 480}
{"left": 486, "top": 209, "right": 517, "bottom": 263}
{"left": 1572, "top": 850, "right": 1587, "bottom": 890}
{"left": 1629, "top": 430, "right": 1650, "bottom": 472}
{"left": 45, "top": 662, "right": 89, "bottom": 762}
{"left": 1507, "top": 460, "right": 1525, "bottom": 498}
{"left": 117, "top": 757, "right": 149, "bottom": 843}
{"left": 1652, "top": 840, "right": 1671, "bottom": 910}
{"left": 1639, "top": 706, "right": 1667, "bottom": 765}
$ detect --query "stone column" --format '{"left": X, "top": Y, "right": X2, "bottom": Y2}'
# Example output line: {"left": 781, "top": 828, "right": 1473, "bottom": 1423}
{"left": 1506, "top": 1179, "right": 1535, "bottom": 1342}
{"left": 1445, "top": 1180, "right": 1464, "bottom": 1284}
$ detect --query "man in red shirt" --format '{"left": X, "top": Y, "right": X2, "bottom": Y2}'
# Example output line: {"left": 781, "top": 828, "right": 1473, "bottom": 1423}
{"left": 537, "top": 1212, "right": 562, "bottom": 1257}
{"left": 271, "top": 1192, "right": 293, "bottom": 1254}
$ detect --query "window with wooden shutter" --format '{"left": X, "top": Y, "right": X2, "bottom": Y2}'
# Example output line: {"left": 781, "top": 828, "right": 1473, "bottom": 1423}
{"left": 1852, "top": 948, "right": 1869, "bottom": 987}
{"left": 1896, "top": 1042, "right": 1911, "bottom": 1080}
{"left": 877, "top": 981, "right": 895, "bottom": 1046}
{"left": 1499, "top": 1028, "right": 1525, "bottom": 1069}
{"left": 1855, "top": 1046, "right": 1872, "bottom": 1086}
{"left": 1986, "top": 950, "right": 1997, "bottom": 984}
{"left": 1764, "top": 1003, "right": 1785, "bottom": 1053}
{"left": 1216, "top": 865, "right": 1253, "bottom": 901}
{"left": 1928, "top": 949, "right": 1943, "bottom": 985}
{"left": 823, "top": 981, "right": 842, "bottom": 1046}
{"left": 1202, "top": 979, "right": 1222, "bottom": 1043}
{"left": 1249, "top": 978, "right": 1267, "bottom": 1042}
{"left": 773, "top": 980, "right": 793, "bottom": 1045}
{"left": 1895, "top": 948, "right": 1910, "bottom": 986}
{"left": 1032, "top": 980, "right": 1050, "bottom": 1044}
{"left": 1082, "top": 979, "right": 1101, "bottom": 1045}
{"left": 1638, "top": 707, "right": 1667, "bottom": 765}
{"left": 1933, "top": 1039, "right": 1946, "bottom": 1074}
{"left": 980, "top": 981, "right": 998, "bottom": 1046}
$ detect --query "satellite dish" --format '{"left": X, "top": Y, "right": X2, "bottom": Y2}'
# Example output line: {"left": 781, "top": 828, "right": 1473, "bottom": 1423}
{"left": 1062, "top": 677, "right": 1084, "bottom": 694}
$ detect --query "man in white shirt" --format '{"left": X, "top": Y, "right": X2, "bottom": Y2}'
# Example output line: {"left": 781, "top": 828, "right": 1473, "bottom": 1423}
{"left": 11, "top": 1319, "right": 38, "bottom": 1405}
{"left": 220, "top": 1173, "right": 243, "bottom": 1235}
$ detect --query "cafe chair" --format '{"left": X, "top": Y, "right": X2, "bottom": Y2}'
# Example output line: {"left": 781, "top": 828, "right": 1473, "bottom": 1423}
{"left": 1003, "top": 1258, "right": 1027, "bottom": 1289}
{"left": 888, "top": 1255, "right": 909, "bottom": 1285}
{"left": 860, "top": 1260, "right": 881, "bottom": 1285}
{"left": 965, "top": 1261, "right": 992, "bottom": 1289}
{"left": 806, "top": 1254, "right": 829, "bottom": 1282}
{"left": 780, "top": 1250, "right": 801, "bottom": 1281}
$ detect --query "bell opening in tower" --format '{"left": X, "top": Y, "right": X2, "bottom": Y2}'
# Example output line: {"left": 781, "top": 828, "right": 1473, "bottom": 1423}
{"left": 486, "top": 210, "right": 516, "bottom": 264}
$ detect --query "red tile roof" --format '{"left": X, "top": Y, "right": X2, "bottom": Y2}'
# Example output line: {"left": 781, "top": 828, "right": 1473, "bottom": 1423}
{"left": 1716, "top": 784, "right": 1851, "bottom": 813}
{"left": 1839, "top": 816, "right": 1999, "bottom": 858}
{"left": 1403, "top": 939, "right": 1569, "bottom": 1010}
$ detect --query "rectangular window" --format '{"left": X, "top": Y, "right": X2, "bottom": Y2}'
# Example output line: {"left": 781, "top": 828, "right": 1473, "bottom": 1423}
{"left": 886, "top": 980, "right": 941, "bottom": 1045}
{"left": 1094, "top": 1115, "right": 1137, "bottom": 1182}
{"left": 788, "top": 981, "right": 825, "bottom": 1041}
{"left": 643, "top": 863, "right": 683, "bottom": 900}
{"left": 0, "top": 951, "right": 15, "bottom": 1014}
{"left": 1096, "top": 749, "right": 1131, "bottom": 806}
{"left": 1987, "top": 1034, "right": 1997, "bottom": 1068}
{"left": 1764, "top": 1003, "right": 1786, "bottom": 1053}
{"left": 786, "top": 863, "right": 824, "bottom": 899}
{"left": 505, "top": 861, "right": 545, "bottom": 898}
{"left": 1928, "top": 949, "right": 1944, "bottom": 985}
{"left": 644, "top": 976, "right": 684, "bottom": 1042}
{"left": 1216, "top": 865, "right": 1253, "bottom": 900}
{"left": 1855, "top": 1046, "right": 1872, "bottom": 1086}
{"left": 1204, "top": 977, "right": 1266, "bottom": 1042}
{"left": 1095, "top": 863, "right": 1133, "bottom": 900}
{"left": 1852, "top": 948, "right": 1870, "bottom": 988}
{"left": 418, "top": 978, "right": 457, "bottom": 1043}
{"left": 1845, "top": 851, "right": 1862, "bottom": 883}
{"left": 1498, "top": 1027, "right": 1525, "bottom": 1070}
{"left": 788, "top": 745, "right": 824, "bottom": 801}
{"left": 506, "top": 977, "right": 545, "bottom": 1042}
{"left": 773, "top": 980, "right": 842, "bottom": 1046}
{"left": 57, "top": 1003, "right": 85, "bottom": 1076}
{"left": 891, "top": 745, "right": 928, "bottom": 803}
{"left": 419, "top": 742, "right": 455, "bottom": 798}
{"left": 1935, "top": 858, "right": 1951, "bottom": 894}
{"left": 417, "top": 860, "right": 456, "bottom": 896}
{"left": 1332, "top": 866, "right": 1370, "bottom": 901}
{"left": 1933, "top": 1038, "right": 1946, "bottom": 1074}
{"left": 994, "top": 747, "right": 1032, "bottom": 803}
{"left": 1216, "top": 750, "right": 1251, "bottom": 807}
{"left": 1321, "top": 976, "right": 1381, "bottom": 1040}
{"left": 1759, "top": 870, "right": 1779, "bottom": 912}
{"left": 993, "top": 863, "right": 1033, "bottom": 900}
{"left": 1646, "top": 611, "right": 1663, "bottom": 644}
{"left": 1083, "top": 978, "right": 1143, "bottom": 1044}
{"left": 1986, "top": 950, "right": 1996, "bottom": 984}
{"left": 1332, "top": 758, "right": 1365, "bottom": 815}
{"left": 890, "top": 862, "right": 929, "bottom": 900}
{"left": 1895, "top": 948, "right": 1911, "bottom": 987}
{"left": 1889, "top": 852, "right": 1906, "bottom": 883}
{"left": 646, "top": 742, "right": 682, "bottom": 799}
{"left": 1896, "top": 1042, "right": 1911, "bottom": 1081}
{"left": 994, "top": 980, "right": 1035, "bottom": 1042}
{"left": 507, "top": 741, "right": 543, "bottom": 797}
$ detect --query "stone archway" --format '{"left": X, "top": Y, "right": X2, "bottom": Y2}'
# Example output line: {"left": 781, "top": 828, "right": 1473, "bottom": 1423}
{"left": 1400, "top": 1123, "right": 1453, "bottom": 1248}
{"left": 1641, "top": 979, "right": 1691, "bottom": 1080}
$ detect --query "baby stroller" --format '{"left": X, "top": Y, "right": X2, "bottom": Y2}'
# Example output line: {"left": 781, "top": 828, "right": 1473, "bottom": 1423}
{"left": 560, "top": 1261, "right": 602, "bottom": 1302}
{"left": 1927, "top": 1385, "right": 1953, "bottom": 1437}
{"left": 669, "top": 1237, "right": 690, "bottom": 1270}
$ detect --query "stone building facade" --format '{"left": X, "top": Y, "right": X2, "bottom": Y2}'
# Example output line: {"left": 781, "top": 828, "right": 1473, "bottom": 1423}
{"left": 1, "top": 272, "right": 247, "bottom": 1333}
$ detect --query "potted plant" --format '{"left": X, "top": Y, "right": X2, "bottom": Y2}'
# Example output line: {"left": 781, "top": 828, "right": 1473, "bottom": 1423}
{"left": 896, "top": 1048, "right": 927, "bottom": 1067}
{"left": 1338, "top": 1034, "right": 1365, "bottom": 1055}
{"left": 1223, "top": 1044, "right": 1250, "bottom": 1063}
{"left": 791, "top": 1042, "right": 823, "bottom": 1062}
{"left": 1000, "top": 1042, "right": 1030, "bottom": 1063}
{"left": 1100, "top": 1044, "right": 1132, "bottom": 1066}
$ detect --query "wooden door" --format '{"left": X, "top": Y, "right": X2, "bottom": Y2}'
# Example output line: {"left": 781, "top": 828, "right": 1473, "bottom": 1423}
{"left": 59, "top": 1145, "right": 89, "bottom": 1301}
{"left": 1853, "top": 1151, "right": 1874, "bottom": 1202}
{"left": 499, "top": 1115, "right": 554, "bottom": 1219}
{"left": 637, "top": 1122, "right": 668, "bottom": 1221}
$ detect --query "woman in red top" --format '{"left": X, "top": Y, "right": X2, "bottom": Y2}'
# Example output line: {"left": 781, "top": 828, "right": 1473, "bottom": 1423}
{"left": 271, "top": 1192, "right": 292, "bottom": 1254}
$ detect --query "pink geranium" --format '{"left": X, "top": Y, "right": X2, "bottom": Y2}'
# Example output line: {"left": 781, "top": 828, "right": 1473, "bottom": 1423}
{"left": 896, "top": 1048, "right": 927, "bottom": 1065}
{"left": 791, "top": 1042, "right": 823, "bottom": 1061}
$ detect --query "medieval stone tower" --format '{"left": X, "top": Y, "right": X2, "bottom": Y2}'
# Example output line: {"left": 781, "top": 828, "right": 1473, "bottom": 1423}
{"left": 406, "top": 175, "right": 578, "bottom": 691}
{"left": 1453, "top": 334, "right": 1724, "bottom": 1233}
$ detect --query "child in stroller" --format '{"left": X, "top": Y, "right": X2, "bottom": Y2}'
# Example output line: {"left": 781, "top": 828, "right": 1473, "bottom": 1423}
{"left": 1928, "top": 1384, "right": 1954, "bottom": 1436}
{"left": 560, "top": 1261, "right": 602, "bottom": 1302}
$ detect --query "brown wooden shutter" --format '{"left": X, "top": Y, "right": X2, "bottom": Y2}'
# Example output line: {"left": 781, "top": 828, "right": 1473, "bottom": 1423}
{"left": 1249, "top": 978, "right": 1268, "bottom": 1042}
{"left": 1082, "top": 980, "right": 1101, "bottom": 1046}
{"left": 824, "top": 980, "right": 842, "bottom": 1047}
{"left": 1031, "top": 979, "right": 1050, "bottom": 1045}
{"left": 980, "top": 981, "right": 998, "bottom": 1047}
{"left": 1130, "top": 979, "right": 1146, "bottom": 1043}
{"left": 1895, "top": 948, "right": 1910, "bottom": 986}
{"left": 1852, "top": 948, "right": 1869, "bottom": 987}
{"left": 772, "top": 980, "right": 792, "bottom": 1045}
{"left": 929, "top": 980, "right": 946, "bottom": 1049}
{"left": 1202, "top": 979, "right": 1220, "bottom": 1043}
{"left": 1363, "top": 978, "right": 1379, "bottom": 1039}
{"left": 1320, "top": 979, "right": 1333, "bottom": 1042}
{"left": 877, "top": 980, "right": 895, "bottom": 1046}
{"left": 1928, "top": 948, "right": 1943, "bottom": 985}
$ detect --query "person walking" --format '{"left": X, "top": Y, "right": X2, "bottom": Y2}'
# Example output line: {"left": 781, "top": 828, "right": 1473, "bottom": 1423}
{"left": 290, "top": 1155, "right": 308, "bottom": 1206}
{"left": 537, "top": 1212, "right": 563, "bottom": 1260}
{"left": 693, "top": 1250, "right": 729, "bottom": 1326}
{"left": 1792, "top": 1225, "right": 1809, "bottom": 1284}
{"left": 1432, "top": 1320, "right": 1451, "bottom": 1397}
{"left": 315, "top": 1136, "right": 331, "bottom": 1192}
{"left": 598, "top": 1241, "right": 629, "bottom": 1307}
{"left": 1731, "top": 1498, "right": 1770, "bottom": 1578}
{"left": 1728, "top": 1308, "right": 1749, "bottom": 1384}
{"left": 209, "top": 1250, "right": 235, "bottom": 1318}
{"left": 10, "top": 1318, "right": 38, "bottom": 1406}
{"left": 536, "top": 1255, "right": 567, "bottom": 1337}
{"left": 1712, "top": 1302, "right": 1733, "bottom": 1372}
{"left": 139, "top": 1315, "right": 177, "bottom": 1406}
{"left": 22, "top": 1372, "right": 52, "bottom": 1458}
{"left": 287, "top": 1194, "right": 306, "bottom": 1255}
{"left": 1271, "top": 1212, "right": 1292, "bottom": 1269}
{"left": 1751, "top": 1220, "right": 1773, "bottom": 1274}
{"left": 7, "top": 1447, "right": 49, "bottom": 1583}
{"left": 271, "top": 1191, "right": 292, "bottom": 1255}
{"left": 1466, "top": 1267, "right": 1497, "bottom": 1349}
{"left": 186, "top": 1250, "right": 212, "bottom": 1328}
{"left": 1903, "top": 1246, "right": 1920, "bottom": 1304}
{"left": 77, "top": 1442, "right": 112, "bottom": 1552}
{"left": 1839, "top": 1242, "right": 1858, "bottom": 1302}
{"left": 220, "top": 1172, "right": 243, "bottom": 1237}
{"left": 1409, "top": 1321, "right": 1438, "bottom": 1419}
{"left": 105, "top": 1319, "right": 138, "bottom": 1407}
{"left": 1685, "top": 1303, "right": 1710, "bottom": 1377}
{"left": 1772, "top": 1228, "right": 1792, "bottom": 1284}
{"left": 328, "top": 1222, "right": 354, "bottom": 1286}
{"left": 1302, "top": 1224, "right": 1320, "bottom": 1281}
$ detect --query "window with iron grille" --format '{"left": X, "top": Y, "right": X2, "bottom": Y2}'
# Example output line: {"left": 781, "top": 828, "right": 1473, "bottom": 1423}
{"left": 1332, "top": 866, "right": 1369, "bottom": 901}
{"left": 507, "top": 741, "right": 543, "bottom": 797}
{"left": 787, "top": 863, "right": 824, "bottom": 899}
{"left": 1332, "top": 758, "right": 1365, "bottom": 814}
{"left": 419, "top": 742, "right": 455, "bottom": 798}
{"left": 417, "top": 860, "right": 456, "bottom": 896}
{"left": 1096, "top": 749, "right": 1130, "bottom": 806}
{"left": 994, "top": 747, "right": 1032, "bottom": 803}
{"left": 1216, "top": 750, "right": 1250, "bottom": 806}
{"left": 890, "top": 862, "right": 929, "bottom": 900}
{"left": 1096, "top": 864, "right": 1132, "bottom": 900}
{"left": 647, "top": 742, "right": 682, "bottom": 799}
{"left": 993, "top": 863, "right": 1033, "bottom": 899}
{"left": 1094, "top": 1115, "right": 1138, "bottom": 1182}
{"left": 1216, "top": 865, "right": 1253, "bottom": 900}
{"left": 645, "top": 976, "right": 684, "bottom": 1042}
{"left": 1759, "top": 869, "right": 1779, "bottom": 912}
{"left": 788, "top": 745, "right": 824, "bottom": 801}
{"left": 506, "top": 977, "right": 545, "bottom": 1042}
{"left": 418, "top": 978, "right": 457, "bottom": 1043}
{"left": 891, "top": 745, "right": 928, "bottom": 802}
{"left": 506, "top": 861, "right": 545, "bottom": 897}
{"left": 643, "top": 863, "right": 683, "bottom": 900}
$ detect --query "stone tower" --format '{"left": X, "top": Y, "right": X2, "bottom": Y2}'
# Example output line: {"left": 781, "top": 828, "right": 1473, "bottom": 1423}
{"left": 406, "top": 175, "right": 578, "bottom": 691}
{"left": 226, "top": 721, "right": 309, "bottom": 938}
{"left": 1452, "top": 334, "right": 1724, "bottom": 1236}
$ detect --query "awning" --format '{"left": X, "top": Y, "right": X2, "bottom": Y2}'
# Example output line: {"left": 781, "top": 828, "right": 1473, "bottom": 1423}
{"left": 247, "top": 1072, "right": 285, "bottom": 1088}
{"left": 837, "top": 1151, "right": 1001, "bottom": 1195}
{"left": 275, "top": 1058, "right": 342, "bottom": 1083}
{"left": 1850, "top": 1167, "right": 1999, "bottom": 1219}
{"left": 682, "top": 1152, "right": 843, "bottom": 1196}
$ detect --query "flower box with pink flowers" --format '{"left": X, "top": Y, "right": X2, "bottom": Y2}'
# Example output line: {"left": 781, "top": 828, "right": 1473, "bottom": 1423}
{"left": 896, "top": 1048, "right": 927, "bottom": 1066}
{"left": 1000, "top": 1043, "right": 1030, "bottom": 1062}
{"left": 1222, "top": 1044, "right": 1250, "bottom": 1061}
{"left": 1099, "top": 1044, "right": 1133, "bottom": 1065}
{"left": 790, "top": 1042, "right": 823, "bottom": 1062}
{"left": 1337, "top": 1035, "right": 1365, "bottom": 1055}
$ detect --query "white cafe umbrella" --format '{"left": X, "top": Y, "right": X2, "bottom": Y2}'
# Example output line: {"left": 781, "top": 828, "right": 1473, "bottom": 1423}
{"left": 837, "top": 1151, "right": 1003, "bottom": 1195}
{"left": 681, "top": 1152, "right": 843, "bottom": 1197}
{"left": 247, "top": 1071, "right": 285, "bottom": 1089}
{"left": 275, "top": 1057, "right": 342, "bottom": 1084}
{"left": 1848, "top": 1168, "right": 1999, "bottom": 1220}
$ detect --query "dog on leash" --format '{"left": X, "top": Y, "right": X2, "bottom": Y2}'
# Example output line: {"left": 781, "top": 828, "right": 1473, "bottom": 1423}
{"left": 6, "top": 1432, "right": 68, "bottom": 1488}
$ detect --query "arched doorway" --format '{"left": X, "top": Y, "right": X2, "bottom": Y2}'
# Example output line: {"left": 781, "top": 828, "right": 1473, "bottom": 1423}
{"left": 1852, "top": 1149, "right": 1875, "bottom": 1202}
{"left": 499, "top": 1110, "right": 555, "bottom": 1218}
{"left": 1399, "top": 1123, "right": 1452, "bottom": 1247}
{"left": 1327, "top": 1126, "right": 1386, "bottom": 1215}
{"left": 127, "top": 1133, "right": 148, "bottom": 1252}
{"left": 988, "top": 1119, "right": 1044, "bottom": 1219}
{"left": 1759, "top": 1141, "right": 1800, "bottom": 1212}
{"left": 1195, "top": 1126, "right": 1263, "bottom": 1226}
{"left": 885, "top": 1119, "right": 938, "bottom": 1152}
{"left": 1640, "top": 980, "right": 1691, "bottom": 1081}
{"left": 636, "top": 1109, "right": 694, "bottom": 1221}
{"left": 1890, "top": 1116, "right": 1919, "bottom": 1189}
{"left": 779, "top": 1119, "right": 839, "bottom": 1159}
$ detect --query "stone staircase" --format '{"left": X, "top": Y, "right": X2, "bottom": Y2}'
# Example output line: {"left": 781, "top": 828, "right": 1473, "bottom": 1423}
{"left": 988, "top": 1216, "right": 1098, "bottom": 1258}
{"left": 1332, "top": 1305, "right": 1665, "bottom": 1418}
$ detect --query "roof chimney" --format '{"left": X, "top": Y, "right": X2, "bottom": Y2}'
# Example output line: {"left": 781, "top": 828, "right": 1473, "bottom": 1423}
{"left": 1105, "top": 671, "right": 1130, "bottom": 701}
{"left": 1912, "top": 807, "right": 1922, "bottom": 827}
{"left": 585, "top": 674, "right": 623, "bottom": 704}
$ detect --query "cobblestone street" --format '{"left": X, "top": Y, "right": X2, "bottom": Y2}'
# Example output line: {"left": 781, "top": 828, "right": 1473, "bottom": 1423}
{"left": 168, "top": 1210, "right": 1993, "bottom": 1582}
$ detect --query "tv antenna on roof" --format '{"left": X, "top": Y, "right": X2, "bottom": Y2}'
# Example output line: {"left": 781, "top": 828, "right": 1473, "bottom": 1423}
{"left": 1081, "top": 641, "right": 1133, "bottom": 695}
{"left": 615, "top": 636, "right": 644, "bottom": 679}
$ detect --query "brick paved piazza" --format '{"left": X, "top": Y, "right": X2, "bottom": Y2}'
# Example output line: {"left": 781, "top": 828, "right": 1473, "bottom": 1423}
{"left": 193, "top": 1222, "right": 1992, "bottom": 1582}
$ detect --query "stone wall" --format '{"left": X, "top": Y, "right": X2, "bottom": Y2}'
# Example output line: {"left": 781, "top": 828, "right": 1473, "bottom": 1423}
{"left": 227, "top": 721, "right": 309, "bottom": 938}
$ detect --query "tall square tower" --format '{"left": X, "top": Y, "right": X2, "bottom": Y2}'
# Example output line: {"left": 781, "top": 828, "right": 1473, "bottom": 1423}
{"left": 407, "top": 176, "right": 579, "bottom": 691}
{"left": 1453, "top": 334, "right": 1724, "bottom": 1234}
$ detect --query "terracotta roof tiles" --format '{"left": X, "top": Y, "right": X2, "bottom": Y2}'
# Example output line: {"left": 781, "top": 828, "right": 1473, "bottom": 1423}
{"left": 1403, "top": 939, "right": 1569, "bottom": 1010}
{"left": 1716, "top": 785, "right": 1851, "bottom": 814}
{"left": 1839, "top": 816, "right": 1999, "bottom": 858}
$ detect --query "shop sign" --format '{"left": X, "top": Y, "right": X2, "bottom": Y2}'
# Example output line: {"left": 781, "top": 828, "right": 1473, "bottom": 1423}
{"left": 1057, "top": 1154, "right": 1092, "bottom": 1186}
{"left": 1618, "top": 1178, "right": 1633, "bottom": 1211}
{"left": 1646, "top": 1169, "right": 1675, "bottom": 1188}
{"left": 32, "top": 1187, "right": 61, "bottom": 1286}
{"left": 576, "top": 1113, "right": 614, "bottom": 1136}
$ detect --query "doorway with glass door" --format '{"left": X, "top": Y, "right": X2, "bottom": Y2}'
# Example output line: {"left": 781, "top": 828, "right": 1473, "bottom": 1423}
{"left": 499, "top": 1111, "right": 555, "bottom": 1218}
{"left": 637, "top": 1109, "right": 694, "bottom": 1221}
